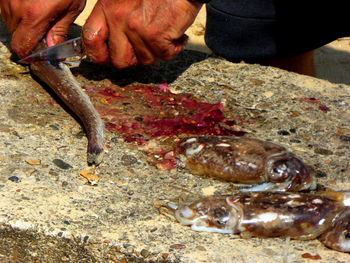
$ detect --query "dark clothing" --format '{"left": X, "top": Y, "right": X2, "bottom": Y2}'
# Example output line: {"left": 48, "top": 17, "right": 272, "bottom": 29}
{"left": 205, "top": 0, "right": 350, "bottom": 62}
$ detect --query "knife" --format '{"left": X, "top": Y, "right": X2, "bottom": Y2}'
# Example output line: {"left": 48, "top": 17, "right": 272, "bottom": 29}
{"left": 19, "top": 37, "right": 84, "bottom": 64}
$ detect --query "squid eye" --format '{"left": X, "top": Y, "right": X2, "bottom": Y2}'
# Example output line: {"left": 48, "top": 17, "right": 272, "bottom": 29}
{"left": 273, "top": 167, "right": 284, "bottom": 175}
{"left": 272, "top": 164, "right": 288, "bottom": 176}
{"left": 213, "top": 208, "right": 230, "bottom": 227}
{"left": 344, "top": 232, "right": 350, "bottom": 239}
{"left": 269, "top": 162, "right": 290, "bottom": 182}
{"left": 216, "top": 219, "right": 227, "bottom": 226}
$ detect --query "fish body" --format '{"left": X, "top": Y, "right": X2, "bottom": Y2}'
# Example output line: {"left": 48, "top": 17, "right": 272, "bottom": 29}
{"left": 175, "top": 136, "right": 315, "bottom": 191}
{"left": 30, "top": 44, "right": 104, "bottom": 164}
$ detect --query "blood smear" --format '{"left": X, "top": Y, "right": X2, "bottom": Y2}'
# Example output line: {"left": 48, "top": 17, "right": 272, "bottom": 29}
{"left": 85, "top": 83, "right": 245, "bottom": 146}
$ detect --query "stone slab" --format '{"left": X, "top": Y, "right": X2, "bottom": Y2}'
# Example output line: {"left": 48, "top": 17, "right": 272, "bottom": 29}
{"left": 1, "top": 22, "right": 350, "bottom": 263}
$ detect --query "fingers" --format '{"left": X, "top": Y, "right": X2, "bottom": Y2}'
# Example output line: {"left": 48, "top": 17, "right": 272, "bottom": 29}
{"left": 132, "top": 0, "right": 199, "bottom": 62}
{"left": 47, "top": 2, "right": 86, "bottom": 47}
{"left": 127, "top": 31, "right": 185, "bottom": 64}
{"left": 0, "top": 0, "right": 21, "bottom": 33}
{"left": 124, "top": 14, "right": 155, "bottom": 65}
{"left": 11, "top": 20, "right": 48, "bottom": 57}
{"left": 126, "top": 33, "right": 155, "bottom": 65}
{"left": 84, "top": 2, "right": 138, "bottom": 68}
{"left": 7, "top": 1, "right": 50, "bottom": 57}
{"left": 148, "top": 33, "right": 188, "bottom": 61}
{"left": 1, "top": 0, "right": 86, "bottom": 57}
{"left": 46, "top": 16, "right": 73, "bottom": 46}
{"left": 1, "top": 9, "right": 21, "bottom": 35}
{"left": 124, "top": 0, "right": 196, "bottom": 64}
{"left": 83, "top": 4, "right": 110, "bottom": 64}
{"left": 108, "top": 28, "right": 138, "bottom": 68}
{"left": 128, "top": 21, "right": 187, "bottom": 63}
{"left": 0, "top": 1, "right": 34, "bottom": 57}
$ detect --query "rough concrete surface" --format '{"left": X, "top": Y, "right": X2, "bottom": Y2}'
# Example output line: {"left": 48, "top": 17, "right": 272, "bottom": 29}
{"left": 1, "top": 22, "right": 350, "bottom": 263}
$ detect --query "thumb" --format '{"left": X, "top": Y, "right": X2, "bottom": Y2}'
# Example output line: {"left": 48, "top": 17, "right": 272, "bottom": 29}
{"left": 82, "top": 4, "right": 110, "bottom": 64}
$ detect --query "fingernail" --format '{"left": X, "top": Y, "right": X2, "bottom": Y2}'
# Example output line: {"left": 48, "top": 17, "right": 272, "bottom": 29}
{"left": 52, "top": 34, "right": 66, "bottom": 44}
{"left": 83, "top": 28, "right": 98, "bottom": 41}
{"left": 174, "top": 45, "right": 184, "bottom": 54}
{"left": 46, "top": 35, "right": 56, "bottom": 47}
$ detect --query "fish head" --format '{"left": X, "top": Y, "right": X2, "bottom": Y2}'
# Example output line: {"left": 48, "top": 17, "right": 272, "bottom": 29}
{"left": 171, "top": 196, "right": 239, "bottom": 234}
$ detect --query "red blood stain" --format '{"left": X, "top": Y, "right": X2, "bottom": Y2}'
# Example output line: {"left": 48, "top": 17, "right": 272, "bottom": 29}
{"left": 85, "top": 83, "right": 244, "bottom": 145}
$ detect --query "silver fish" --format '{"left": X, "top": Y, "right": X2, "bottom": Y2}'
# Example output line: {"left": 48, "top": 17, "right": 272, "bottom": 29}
{"left": 30, "top": 42, "right": 104, "bottom": 164}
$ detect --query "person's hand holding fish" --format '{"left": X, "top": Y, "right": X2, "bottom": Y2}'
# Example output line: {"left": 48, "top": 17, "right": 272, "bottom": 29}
{"left": 82, "top": 0, "right": 202, "bottom": 68}
{"left": 0, "top": 0, "right": 86, "bottom": 58}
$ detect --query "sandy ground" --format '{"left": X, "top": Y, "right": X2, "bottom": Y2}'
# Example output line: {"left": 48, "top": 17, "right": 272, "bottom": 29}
{"left": 76, "top": 1, "right": 350, "bottom": 85}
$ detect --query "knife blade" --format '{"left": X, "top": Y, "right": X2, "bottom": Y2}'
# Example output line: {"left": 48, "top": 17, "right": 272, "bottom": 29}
{"left": 19, "top": 37, "right": 84, "bottom": 64}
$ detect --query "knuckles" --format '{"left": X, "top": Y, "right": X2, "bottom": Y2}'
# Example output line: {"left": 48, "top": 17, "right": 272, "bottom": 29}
{"left": 22, "top": 3, "right": 44, "bottom": 22}
{"left": 110, "top": 52, "right": 138, "bottom": 69}
{"left": 91, "top": 54, "right": 109, "bottom": 65}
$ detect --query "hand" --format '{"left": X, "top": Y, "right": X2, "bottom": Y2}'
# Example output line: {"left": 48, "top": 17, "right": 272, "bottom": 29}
{"left": 83, "top": 0, "right": 202, "bottom": 68}
{"left": 0, "top": 0, "right": 86, "bottom": 57}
